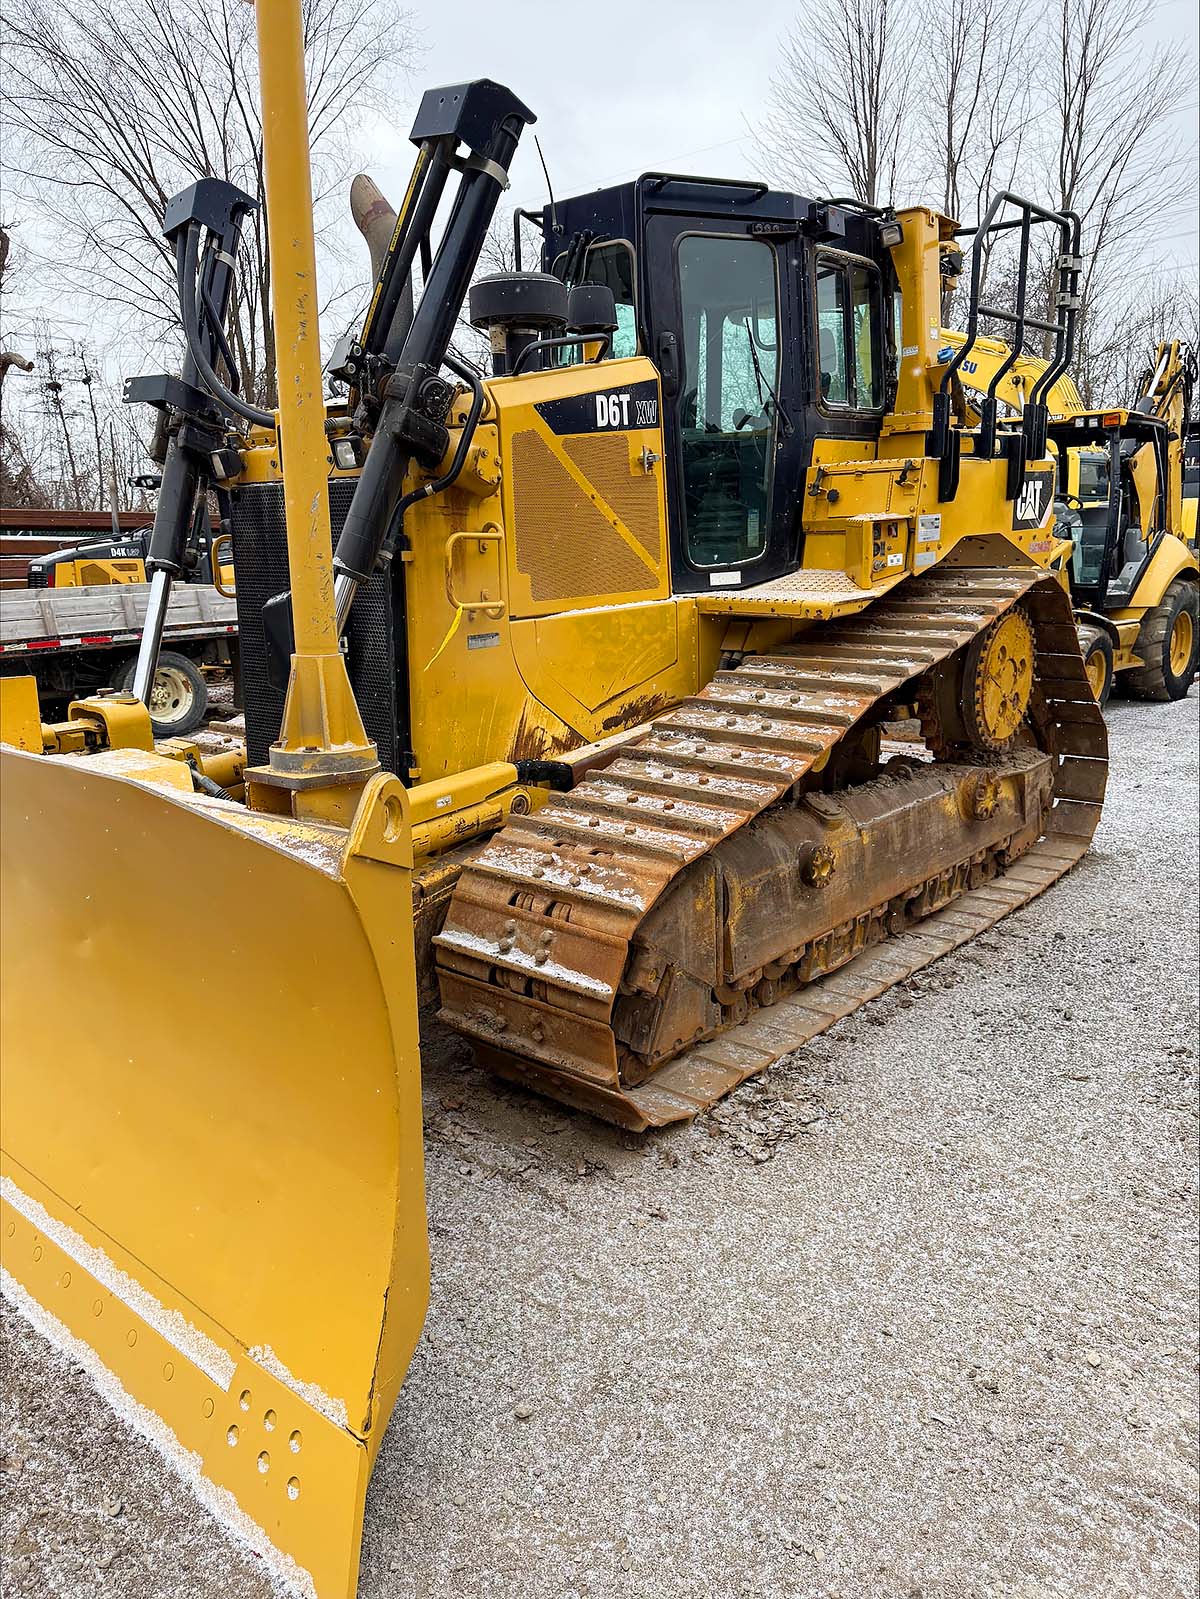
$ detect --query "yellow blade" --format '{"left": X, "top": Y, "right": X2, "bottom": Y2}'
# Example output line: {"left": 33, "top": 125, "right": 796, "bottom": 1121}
{"left": 0, "top": 747, "right": 428, "bottom": 1599}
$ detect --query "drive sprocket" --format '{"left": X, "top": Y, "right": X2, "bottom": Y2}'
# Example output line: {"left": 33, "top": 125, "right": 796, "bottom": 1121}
{"left": 918, "top": 605, "right": 1035, "bottom": 756}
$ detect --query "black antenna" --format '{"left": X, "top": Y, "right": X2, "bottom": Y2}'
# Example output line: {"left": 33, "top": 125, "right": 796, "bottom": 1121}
{"left": 534, "top": 135, "right": 559, "bottom": 234}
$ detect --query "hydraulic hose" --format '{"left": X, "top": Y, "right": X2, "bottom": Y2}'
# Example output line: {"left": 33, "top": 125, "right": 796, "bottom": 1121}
{"left": 333, "top": 113, "right": 526, "bottom": 592}
{"left": 179, "top": 223, "right": 275, "bottom": 431}
{"left": 333, "top": 352, "right": 486, "bottom": 630}
{"left": 199, "top": 267, "right": 242, "bottom": 394}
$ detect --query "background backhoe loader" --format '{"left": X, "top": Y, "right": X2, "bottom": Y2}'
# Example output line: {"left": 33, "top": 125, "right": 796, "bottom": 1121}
{"left": 1054, "top": 344, "right": 1199, "bottom": 703}
{"left": 2, "top": 15, "right": 1110, "bottom": 1597}
{"left": 1184, "top": 420, "right": 1199, "bottom": 543}
{"left": 938, "top": 328, "right": 1199, "bottom": 703}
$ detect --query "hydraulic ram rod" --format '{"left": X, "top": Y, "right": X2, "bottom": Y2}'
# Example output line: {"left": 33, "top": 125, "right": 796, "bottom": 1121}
{"left": 129, "top": 184, "right": 255, "bottom": 707}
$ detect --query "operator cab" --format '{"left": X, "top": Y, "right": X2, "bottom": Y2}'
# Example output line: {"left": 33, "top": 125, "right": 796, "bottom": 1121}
{"left": 1184, "top": 422, "right": 1199, "bottom": 545}
{"left": 534, "top": 176, "right": 899, "bottom": 594}
{"left": 1049, "top": 413, "right": 1172, "bottom": 609}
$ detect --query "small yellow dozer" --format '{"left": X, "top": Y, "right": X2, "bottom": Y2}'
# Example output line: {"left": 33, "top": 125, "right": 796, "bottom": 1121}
{"left": 1, "top": 6, "right": 427, "bottom": 1594}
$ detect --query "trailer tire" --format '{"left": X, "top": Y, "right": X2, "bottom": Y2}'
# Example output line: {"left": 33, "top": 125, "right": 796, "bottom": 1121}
{"left": 119, "top": 650, "right": 208, "bottom": 736}
{"left": 1125, "top": 579, "right": 1199, "bottom": 702}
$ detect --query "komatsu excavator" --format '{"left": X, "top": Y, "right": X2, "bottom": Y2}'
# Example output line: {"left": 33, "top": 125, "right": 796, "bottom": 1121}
{"left": 937, "top": 328, "right": 1200, "bottom": 702}
{"left": 0, "top": 12, "right": 1110, "bottom": 1597}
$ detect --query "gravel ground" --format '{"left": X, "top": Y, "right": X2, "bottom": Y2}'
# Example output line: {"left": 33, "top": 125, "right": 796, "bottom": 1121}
{"left": 3, "top": 690, "right": 1197, "bottom": 1599}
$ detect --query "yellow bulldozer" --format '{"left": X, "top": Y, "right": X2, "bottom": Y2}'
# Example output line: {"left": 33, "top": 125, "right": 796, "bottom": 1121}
{"left": 937, "top": 327, "right": 1200, "bottom": 703}
{"left": 21, "top": 511, "right": 233, "bottom": 592}
{"left": 1, "top": 10, "right": 1115, "bottom": 1596}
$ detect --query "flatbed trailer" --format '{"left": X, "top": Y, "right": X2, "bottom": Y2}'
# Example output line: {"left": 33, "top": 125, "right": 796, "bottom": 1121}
{"left": 0, "top": 582, "right": 239, "bottom": 735}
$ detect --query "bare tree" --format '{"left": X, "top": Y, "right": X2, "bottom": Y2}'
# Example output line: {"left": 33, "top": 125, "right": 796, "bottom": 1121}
{"left": 762, "top": 0, "right": 914, "bottom": 206}
{"left": 918, "top": 0, "right": 1038, "bottom": 320}
{"left": 762, "top": 0, "right": 1194, "bottom": 409}
{"left": 4, "top": 0, "right": 419, "bottom": 406}
{"left": 1042, "top": 0, "right": 1196, "bottom": 395}
{"left": 0, "top": 223, "right": 49, "bottom": 507}
{"left": 38, "top": 346, "right": 84, "bottom": 506}
{"left": 1, "top": 243, "right": 159, "bottom": 510}
{"left": 0, "top": 226, "right": 36, "bottom": 407}
{"left": 1080, "top": 275, "right": 1200, "bottom": 408}
{"left": 79, "top": 351, "right": 107, "bottom": 511}
{"left": 931, "top": 0, "right": 1036, "bottom": 223}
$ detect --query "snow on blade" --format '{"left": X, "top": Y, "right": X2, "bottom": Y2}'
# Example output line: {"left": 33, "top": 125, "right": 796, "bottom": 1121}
{"left": 248, "top": 1343, "right": 351, "bottom": 1431}
{"left": 0, "top": 1268, "right": 316, "bottom": 1599}
{"left": 0, "top": 1175, "right": 235, "bottom": 1391}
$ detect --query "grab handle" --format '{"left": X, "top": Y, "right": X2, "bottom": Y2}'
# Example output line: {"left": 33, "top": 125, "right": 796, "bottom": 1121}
{"left": 444, "top": 525, "right": 505, "bottom": 620}
{"left": 210, "top": 532, "right": 236, "bottom": 598}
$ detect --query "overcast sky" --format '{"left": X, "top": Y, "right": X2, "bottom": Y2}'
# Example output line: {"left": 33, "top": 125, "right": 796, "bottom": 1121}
{"left": 360, "top": 0, "right": 1198, "bottom": 280}
{"left": 3, "top": 0, "right": 1195, "bottom": 381}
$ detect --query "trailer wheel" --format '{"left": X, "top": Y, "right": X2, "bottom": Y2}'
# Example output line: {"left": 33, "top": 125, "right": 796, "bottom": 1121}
{"left": 1125, "top": 579, "right": 1199, "bottom": 702}
{"left": 119, "top": 650, "right": 208, "bottom": 736}
{"left": 1077, "top": 625, "right": 1113, "bottom": 706}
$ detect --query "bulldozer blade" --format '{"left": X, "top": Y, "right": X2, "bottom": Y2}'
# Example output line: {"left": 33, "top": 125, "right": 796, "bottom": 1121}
{"left": 0, "top": 747, "right": 428, "bottom": 1599}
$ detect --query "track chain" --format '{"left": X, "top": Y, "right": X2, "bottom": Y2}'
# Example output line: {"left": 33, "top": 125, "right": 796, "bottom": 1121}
{"left": 435, "top": 568, "right": 1108, "bottom": 1128}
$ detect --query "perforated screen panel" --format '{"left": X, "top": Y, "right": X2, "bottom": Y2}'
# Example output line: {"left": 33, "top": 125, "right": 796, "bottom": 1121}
{"left": 562, "top": 433, "right": 661, "bottom": 563}
{"left": 510, "top": 429, "right": 660, "bottom": 603}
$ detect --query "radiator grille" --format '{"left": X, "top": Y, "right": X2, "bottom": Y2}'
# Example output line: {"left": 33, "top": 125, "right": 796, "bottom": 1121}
{"left": 511, "top": 429, "right": 659, "bottom": 603}
{"left": 230, "top": 480, "right": 404, "bottom": 774}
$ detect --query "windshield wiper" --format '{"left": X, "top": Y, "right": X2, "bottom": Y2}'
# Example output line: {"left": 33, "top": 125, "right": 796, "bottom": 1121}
{"left": 742, "top": 318, "right": 791, "bottom": 436}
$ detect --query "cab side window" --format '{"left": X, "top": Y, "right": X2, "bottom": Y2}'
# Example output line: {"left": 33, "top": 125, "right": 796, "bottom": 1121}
{"left": 815, "top": 256, "right": 883, "bottom": 411}
{"left": 1076, "top": 453, "right": 1110, "bottom": 503}
{"left": 585, "top": 242, "right": 638, "bottom": 358}
{"left": 816, "top": 266, "right": 848, "bottom": 404}
{"left": 1185, "top": 430, "right": 1200, "bottom": 493}
{"left": 550, "top": 240, "right": 638, "bottom": 360}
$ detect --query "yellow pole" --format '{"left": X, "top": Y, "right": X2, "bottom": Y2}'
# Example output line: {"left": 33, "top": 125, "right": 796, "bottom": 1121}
{"left": 254, "top": 0, "right": 336, "bottom": 657}
{"left": 250, "top": 0, "right": 376, "bottom": 787}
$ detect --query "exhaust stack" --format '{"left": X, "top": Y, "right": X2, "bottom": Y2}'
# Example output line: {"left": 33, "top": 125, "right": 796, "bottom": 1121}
{"left": 351, "top": 174, "right": 415, "bottom": 356}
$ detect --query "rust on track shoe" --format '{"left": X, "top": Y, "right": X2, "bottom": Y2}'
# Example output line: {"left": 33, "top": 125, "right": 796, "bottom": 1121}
{"left": 435, "top": 569, "right": 1108, "bottom": 1129}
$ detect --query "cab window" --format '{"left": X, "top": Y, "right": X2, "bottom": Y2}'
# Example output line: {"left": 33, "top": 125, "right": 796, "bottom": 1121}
{"left": 582, "top": 241, "right": 637, "bottom": 358}
{"left": 1182, "top": 429, "right": 1198, "bottom": 494}
{"left": 677, "top": 233, "right": 779, "bottom": 570}
{"left": 815, "top": 256, "right": 883, "bottom": 410}
{"left": 550, "top": 240, "right": 638, "bottom": 360}
{"left": 1076, "top": 453, "right": 1110, "bottom": 503}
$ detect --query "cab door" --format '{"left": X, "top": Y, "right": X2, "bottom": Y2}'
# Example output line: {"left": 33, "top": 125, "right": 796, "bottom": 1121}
{"left": 642, "top": 214, "right": 805, "bottom": 594}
